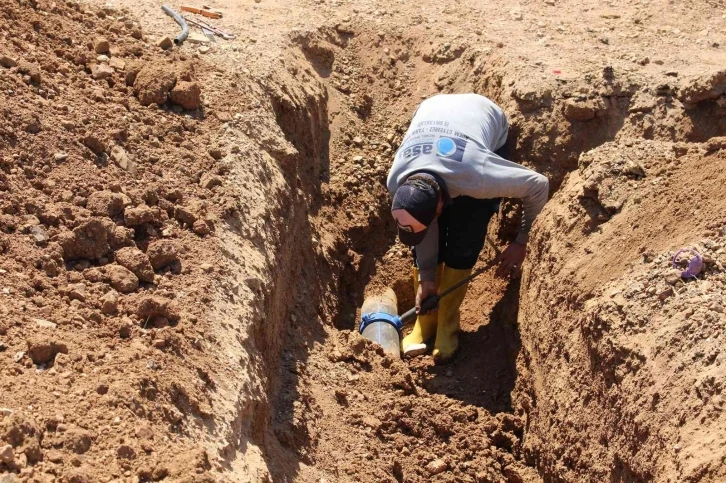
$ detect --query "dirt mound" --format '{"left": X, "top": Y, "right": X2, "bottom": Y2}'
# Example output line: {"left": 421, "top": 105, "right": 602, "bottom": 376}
{"left": 0, "top": 0, "right": 238, "bottom": 480}
{"left": 517, "top": 138, "right": 726, "bottom": 481}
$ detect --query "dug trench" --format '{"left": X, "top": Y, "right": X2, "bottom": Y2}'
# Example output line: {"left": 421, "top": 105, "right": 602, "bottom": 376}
{"left": 252, "top": 25, "right": 726, "bottom": 483}
{"left": 1, "top": 1, "right": 725, "bottom": 482}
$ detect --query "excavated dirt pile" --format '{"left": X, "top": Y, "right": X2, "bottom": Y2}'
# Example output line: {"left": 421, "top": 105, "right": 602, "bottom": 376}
{"left": 1, "top": 0, "right": 725, "bottom": 482}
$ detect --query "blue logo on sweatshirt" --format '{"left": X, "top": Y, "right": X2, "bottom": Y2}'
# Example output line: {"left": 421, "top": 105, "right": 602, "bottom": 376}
{"left": 436, "top": 137, "right": 457, "bottom": 156}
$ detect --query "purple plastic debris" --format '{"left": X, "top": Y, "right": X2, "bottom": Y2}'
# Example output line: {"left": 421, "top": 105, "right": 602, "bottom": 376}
{"left": 672, "top": 248, "right": 704, "bottom": 278}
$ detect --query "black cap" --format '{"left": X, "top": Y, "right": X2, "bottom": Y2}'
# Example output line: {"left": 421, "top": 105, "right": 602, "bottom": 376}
{"left": 391, "top": 174, "right": 439, "bottom": 246}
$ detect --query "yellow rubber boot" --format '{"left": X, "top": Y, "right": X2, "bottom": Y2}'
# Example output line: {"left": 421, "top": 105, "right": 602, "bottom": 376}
{"left": 401, "top": 265, "right": 443, "bottom": 358}
{"left": 433, "top": 266, "right": 472, "bottom": 363}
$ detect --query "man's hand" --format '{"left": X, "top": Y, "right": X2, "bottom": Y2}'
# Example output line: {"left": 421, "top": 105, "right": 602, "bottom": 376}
{"left": 495, "top": 242, "right": 527, "bottom": 279}
{"left": 416, "top": 280, "right": 438, "bottom": 314}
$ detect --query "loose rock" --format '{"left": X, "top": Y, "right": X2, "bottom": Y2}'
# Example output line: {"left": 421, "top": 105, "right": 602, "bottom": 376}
{"left": 0, "top": 444, "right": 14, "bottom": 466}
{"left": 192, "top": 219, "right": 211, "bottom": 236}
{"left": 57, "top": 218, "right": 111, "bottom": 261}
{"left": 124, "top": 205, "right": 166, "bottom": 226}
{"left": 64, "top": 427, "right": 92, "bottom": 454}
{"left": 110, "top": 145, "right": 135, "bottom": 173}
{"left": 94, "top": 38, "right": 110, "bottom": 54}
{"left": 146, "top": 240, "right": 180, "bottom": 269}
{"left": 100, "top": 290, "right": 119, "bottom": 314}
{"left": 0, "top": 55, "right": 18, "bottom": 68}
{"left": 26, "top": 337, "right": 68, "bottom": 365}
{"left": 87, "top": 191, "right": 125, "bottom": 217}
{"left": 156, "top": 36, "right": 173, "bottom": 50}
{"left": 91, "top": 64, "right": 114, "bottom": 80}
{"left": 134, "top": 65, "right": 176, "bottom": 106}
{"left": 106, "top": 264, "right": 139, "bottom": 293}
{"left": 115, "top": 247, "right": 155, "bottom": 283}
{"left": 170, "top": 81, "right": 202, "bottom": 110}
{"left": 425, "top": 459, "right": 447, "bottom": 475}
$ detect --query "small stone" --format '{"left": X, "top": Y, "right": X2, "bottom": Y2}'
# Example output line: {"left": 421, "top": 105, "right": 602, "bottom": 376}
{"left": 361, "top": 416, "right": 382, "bottom": 430}
{"left": 65, "top": 427, "right": 92, "bottom": 454}
{"left": 192, "top": 219, "right": 211, "bottom": 236}
{"left": 135, "top": 425, "right": 154, "bottom": 440}
{"left": 94, "top": 38, "right": 110, "bottom": 54}
{"left": 200, "top": 263, "right": 214, "bottom": 273}
{"left": 27, "top": 337, "right": 68, "bottom": 365}
{"left": 116, "top": 445, "right": 136, "bottom": 460}
{"left": 156, "top": 36, "right": 173, "bottom": 50}
{"left": 0, "top": 444, "right": 14, "bottom": 465}
{"left": 54, "top": 152, "right": 68, "bottom": 162}
{"left": 109, "top": 58, "right": 126, "bottom": 71}
{"left": 96, "top": 54, "right": 109, "bottom": 63}
{"left": 208, "top": 148, "right": 225, "bottom": 160}
{"left": 510, "top": 10, "right": 523, "bottom": 20}
{"left": 91, "top": 64, "right": 114, "bottom": 80}
{"left": 68, "top": 283, "right": 87, "bottom": 302}
{"left": 34, "top": 318, "right": 57, "bottom": 329}
{"left": 623, "top": 160, "right": 645, "bottom": 177}
{"left": 110, "top": 145, "right": 135, "bottom": 173}
{"left": 29, "top": 225, "right": 48, "bottom": 245}
{"left": 119, "top": 318, "right": 133, "bottom": 339}
{"left": 46, "top": 449, "right": 64, "bottom": 464}
{"left": 115, "top": 247, "right": 155, "bottom": 283}
{"left": 170, "top": 81, "right": 202, "bottom": 110}
{"left": 124, "top": 204, "right": 165, "bottom": 226}
{"left": 599, "top": 37, "right": 610, "bottom": 44}
{"left": 17, "top": 61, "right": 41, "bottom": 83}
{"left": 106, "top": 264, "right": 139, "bottom": 293}
{"left": 425, "top": 459, "right": 447, "bottom": 475}
{"left": 13, "top": 351, "right": 25, "bottom": 363}
{"left": 0, "top": 55, "right": 18, "bottom": 68}
{"left": 245, "top": 277, "right": 262, "bottom": 291}
{"left": 198, "top": 45, "right": 210, "bottom": 54}
{"left": 665, "top": 269, "right": 682, "bottom": 285}
{"left": 658, "top": 287, "right": 674, "bottom": 301}
{"left": 187, "top": 32, "right": 210, "bottom": 44}
{"left": 146, "top": 240, "right": 180, "bottom": 270}
{"left": 87, "top": 191, "right": 126, "bottom": 217}
{"left": 0, "top": 472, "right": 20, "bottom": 482}
{"left": 352, "top": 136, "right": 363, "bottom": 146}
{"left": 100, "top": 290, "right": 119, "bottom": 315}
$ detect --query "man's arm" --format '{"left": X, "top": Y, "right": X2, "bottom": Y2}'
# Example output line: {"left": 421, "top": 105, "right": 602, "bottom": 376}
{"left": 474, "top": 155, "right": 549, "bottom": 244}
{"left": 413, "top": 220, "right": 439, "bottom": 312}
{"left": 414, "top": 218, "right": 438, "bottom": 281}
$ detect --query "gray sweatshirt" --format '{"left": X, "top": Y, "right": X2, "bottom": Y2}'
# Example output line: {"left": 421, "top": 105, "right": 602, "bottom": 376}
{"left": 387, "top": 93, "right": 549, "bottom": 281}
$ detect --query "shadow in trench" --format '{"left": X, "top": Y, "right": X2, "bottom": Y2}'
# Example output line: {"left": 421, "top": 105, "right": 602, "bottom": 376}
{"left": 419, "top": 278, "right": 522, "bottom": 415}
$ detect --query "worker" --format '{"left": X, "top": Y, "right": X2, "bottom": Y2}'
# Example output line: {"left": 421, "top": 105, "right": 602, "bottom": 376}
{"left": 387, "top": 93, "right": 549, "bottom": 362}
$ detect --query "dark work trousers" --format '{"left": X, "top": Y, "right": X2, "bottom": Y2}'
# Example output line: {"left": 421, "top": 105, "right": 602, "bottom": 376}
{"left": 412, "top": 143, "right": 507, "bottom": 270}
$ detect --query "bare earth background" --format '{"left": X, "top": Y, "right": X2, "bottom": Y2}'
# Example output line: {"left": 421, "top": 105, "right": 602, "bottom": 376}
{"left": 0, "top": 0, "right": 725, "bottom": 481}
